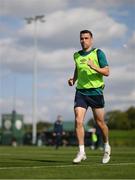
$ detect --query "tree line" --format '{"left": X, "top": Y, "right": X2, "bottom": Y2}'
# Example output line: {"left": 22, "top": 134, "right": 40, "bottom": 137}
{"left": 88, "top": 106, "right": 135, "bottom": 130}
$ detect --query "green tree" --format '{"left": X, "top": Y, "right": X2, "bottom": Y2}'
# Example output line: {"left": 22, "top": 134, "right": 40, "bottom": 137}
{"left": 126, "top": 106, "right": 135, "bottom": 129}
{"left": 37, "top": 121, "right": 53, "bottom": 133}
{"left": 87, "top": 106, "right": 135, "bottom": 130}
{"left": 24, "top": 121, "right": 53, "bottom": 133}
{"left": 106, "top": 110, "right": 131, "bottom": 130}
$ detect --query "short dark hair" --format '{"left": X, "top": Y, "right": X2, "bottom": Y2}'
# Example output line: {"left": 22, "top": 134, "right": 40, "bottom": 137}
{"left": 80, "top": 30, "right": 93, "bottom": 38}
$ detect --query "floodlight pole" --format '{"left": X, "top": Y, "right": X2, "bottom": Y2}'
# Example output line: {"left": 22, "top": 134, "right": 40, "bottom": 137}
{"left": 25, "top": 15, "right": 45, "bottom": 145}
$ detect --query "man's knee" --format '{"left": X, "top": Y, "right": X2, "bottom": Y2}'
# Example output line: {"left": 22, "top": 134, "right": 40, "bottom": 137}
{"left": 75, "top": 119, "right": 83, "bottom": 128}
{"left": 96, "top": 119, "right": 106, "bottom": 128}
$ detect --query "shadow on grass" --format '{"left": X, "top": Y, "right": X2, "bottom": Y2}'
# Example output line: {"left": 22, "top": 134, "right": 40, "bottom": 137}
{"left": 14, "top": 158, "right": 65, "bottom": 163}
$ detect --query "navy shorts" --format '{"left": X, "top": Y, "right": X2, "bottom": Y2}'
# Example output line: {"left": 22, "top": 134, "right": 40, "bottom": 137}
{"left": 74, "top": 90, "right": 105, "bottom": 109}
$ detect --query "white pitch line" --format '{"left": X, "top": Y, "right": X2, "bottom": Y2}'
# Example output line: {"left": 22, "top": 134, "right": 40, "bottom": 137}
{"left": 0, "top": 162, "right": 135, "bottom": 170}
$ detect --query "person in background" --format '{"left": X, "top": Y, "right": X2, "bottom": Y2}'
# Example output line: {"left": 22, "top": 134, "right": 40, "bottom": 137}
{"left": 53, "top": 115, "right": 64, "bottom": 149}
{"left": 90, "top": 128, "right": 98, "bottom": 150}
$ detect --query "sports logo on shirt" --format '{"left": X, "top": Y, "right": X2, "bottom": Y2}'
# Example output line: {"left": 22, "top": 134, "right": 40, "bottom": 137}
{"left": 80, "top": 58, "right": 87, "bottom": 64}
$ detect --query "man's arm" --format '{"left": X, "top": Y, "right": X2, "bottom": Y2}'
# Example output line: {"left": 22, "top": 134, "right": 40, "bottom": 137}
{"left": 87, "top": 49, "right": 110, "bottom": 76}
{"left": 68, "top": 66, "right": 78, "bottom": 86}
{"left": 87, "top": 60, "right": 109, "bottom": 76}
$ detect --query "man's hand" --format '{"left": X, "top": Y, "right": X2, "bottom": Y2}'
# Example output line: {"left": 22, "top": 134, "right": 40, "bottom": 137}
{"left": 87, "top": 59, "right": 110, "bottom": 76}
{"left": 87, "top": 59, "right": 96, "bottom": 70}
{"left": 68, "top": 78, "right": 74, "bottom": 86}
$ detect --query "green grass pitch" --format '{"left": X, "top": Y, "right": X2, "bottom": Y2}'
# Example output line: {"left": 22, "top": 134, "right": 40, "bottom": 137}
{"left": 0, "top": 146, "right": 135, "bottom": 179}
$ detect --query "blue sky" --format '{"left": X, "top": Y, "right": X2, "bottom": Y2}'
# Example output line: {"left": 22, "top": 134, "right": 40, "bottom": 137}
{"left": 0, "top": 0, "right": 135, "bottom": 124}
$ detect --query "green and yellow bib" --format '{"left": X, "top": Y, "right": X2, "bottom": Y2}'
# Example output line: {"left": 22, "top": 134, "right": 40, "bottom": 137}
{"left": 74, "top": 48, "right": 104, "bottom": 89}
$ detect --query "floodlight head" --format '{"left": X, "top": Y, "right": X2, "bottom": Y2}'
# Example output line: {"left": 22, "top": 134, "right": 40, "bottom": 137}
{"left": 24, "top": 17, "right": 34, "bottom": 24}
{"left": 36, "top": 15, "right": 45, "bottom": 19}
{"left": 35, "top": 15, "right": 45, "bottom": 22}
{"left": 24, "top": 15, "right": 45, "bottom": 24}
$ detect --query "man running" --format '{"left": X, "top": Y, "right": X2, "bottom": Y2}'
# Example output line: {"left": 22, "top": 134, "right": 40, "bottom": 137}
{"left": 68, "top": 30, "right": 111, "bottom": 164}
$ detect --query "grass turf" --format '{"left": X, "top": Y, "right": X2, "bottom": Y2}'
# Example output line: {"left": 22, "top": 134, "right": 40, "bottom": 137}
{"left": 0, "top": 146, "right": 135, "bottom": 179}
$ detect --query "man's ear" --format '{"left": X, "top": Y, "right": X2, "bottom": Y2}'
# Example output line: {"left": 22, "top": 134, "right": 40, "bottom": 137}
{"left": 91, "top": 38, "right": 94, "bottom": 44}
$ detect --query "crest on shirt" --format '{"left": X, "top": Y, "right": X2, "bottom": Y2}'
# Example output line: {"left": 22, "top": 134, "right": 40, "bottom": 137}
{"left": 80, "top": 58, "right": 87, "bottom": 64}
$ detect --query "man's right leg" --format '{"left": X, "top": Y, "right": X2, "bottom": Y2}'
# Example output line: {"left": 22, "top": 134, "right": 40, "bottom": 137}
{"left": 73, "top": 107, "right": 87, "bottom": 163}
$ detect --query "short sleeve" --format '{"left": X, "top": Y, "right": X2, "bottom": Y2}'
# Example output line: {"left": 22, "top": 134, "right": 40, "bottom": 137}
{"left": 97, "top": 49, "right": 109, "bottom": 68}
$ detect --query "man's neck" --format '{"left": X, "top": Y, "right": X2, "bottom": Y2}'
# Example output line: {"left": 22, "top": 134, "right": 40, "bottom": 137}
{"left": 79, "top": 47, "right": 94, "bottom": 56}
{"left": 83, "top": 46, "right": 92, "bottom": 52}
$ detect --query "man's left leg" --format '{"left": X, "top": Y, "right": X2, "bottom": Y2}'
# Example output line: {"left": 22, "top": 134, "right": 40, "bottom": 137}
{"left": 92, "top": 108, "right": 111, "bottom": 164}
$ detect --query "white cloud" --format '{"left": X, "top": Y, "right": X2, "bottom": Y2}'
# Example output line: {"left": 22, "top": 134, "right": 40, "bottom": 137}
{"left": 0, "top": 97, "right": 24, "bottom": 112}
{"left": 0, "top": 0, "right": 68, "bottom": 16}
{"left": 0, "top": 42, "right": 35, "bottom": 73}
{"left": 1, "top": 0, "right": 134, "bottom": 18}
{"left": 127, "top": 31, "right": 135, "bottom": 48}
{"left": 19, "top": 7, "right": 127, "bottom": 48}
{"left": 0, "top": 40, "right": 75, "bottom": 73}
